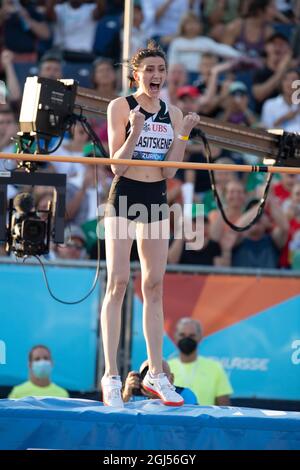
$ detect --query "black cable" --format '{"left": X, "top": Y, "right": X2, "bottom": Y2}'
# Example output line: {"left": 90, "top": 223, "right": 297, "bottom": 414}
{"left": 35, "top": 123, "right": 72, "bottom": 155}
{"left": 19, "top": 111, "right": 105, "bottom": 304}
{"left": 30, "top": 255, "right": 101, "bottom": 305}
{"left": 190, "top": 128, "right": 274, "bottom": 232}
{"left": 74, "top": 112, "right": 108, "bottom": 158}
{"left": 31, "top": 115, "right": 104, "bottom": 304}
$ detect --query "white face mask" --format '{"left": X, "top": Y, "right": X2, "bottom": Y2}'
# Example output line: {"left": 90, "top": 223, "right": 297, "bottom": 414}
{"left": 31, "top": 360, "right": 52, "bottom": 379}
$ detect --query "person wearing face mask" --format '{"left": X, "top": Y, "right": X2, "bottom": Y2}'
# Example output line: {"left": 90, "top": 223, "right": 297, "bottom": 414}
{"left": 8, "top": 345, "right": 69, "bottom": 399}
{"left": 168, "top": 318, "right": 233, "bottom": 406}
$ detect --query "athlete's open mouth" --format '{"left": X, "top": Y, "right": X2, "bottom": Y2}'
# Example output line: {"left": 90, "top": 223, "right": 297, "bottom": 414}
{"left": 150, "top": 83, "right": 160, "bottom": 92}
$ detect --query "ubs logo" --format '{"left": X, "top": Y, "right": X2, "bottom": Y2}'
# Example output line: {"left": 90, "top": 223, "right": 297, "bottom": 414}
{"left": 152, "top": 124, "right": 168, "bottom": 133}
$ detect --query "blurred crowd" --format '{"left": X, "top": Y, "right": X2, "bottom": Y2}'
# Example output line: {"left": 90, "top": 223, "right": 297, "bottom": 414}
{"left": 1, "top": 0, "right": 300, "bottom": 270}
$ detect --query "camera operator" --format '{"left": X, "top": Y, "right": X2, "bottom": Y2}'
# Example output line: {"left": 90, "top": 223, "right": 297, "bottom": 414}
{"left": 122, "top": 360, "right": 198, "bottom": 405}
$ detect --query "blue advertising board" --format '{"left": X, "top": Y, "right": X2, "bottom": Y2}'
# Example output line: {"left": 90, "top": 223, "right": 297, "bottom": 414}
{"left": 131, "top": 278, "right": 300, "bottom": 401}
{"left": 0, "top": 262, "right": 100, "bottom": 391}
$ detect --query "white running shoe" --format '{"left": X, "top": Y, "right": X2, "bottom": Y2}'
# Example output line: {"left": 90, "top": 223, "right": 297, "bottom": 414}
{"left": 142, "top": 372, "right": 184, "bottom": 407}
{"left": 101, "top": 375, "right": 124, "bottom": 408}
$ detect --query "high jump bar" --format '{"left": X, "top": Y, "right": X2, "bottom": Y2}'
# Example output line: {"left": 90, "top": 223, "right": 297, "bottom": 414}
{"left": 0, "top": 152, "right": 299, "bottom": 175}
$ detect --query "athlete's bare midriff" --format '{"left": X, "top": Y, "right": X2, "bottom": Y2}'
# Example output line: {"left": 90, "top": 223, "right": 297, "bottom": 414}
{"left": 122, "top": 165, "right": 165, "bottom": 182}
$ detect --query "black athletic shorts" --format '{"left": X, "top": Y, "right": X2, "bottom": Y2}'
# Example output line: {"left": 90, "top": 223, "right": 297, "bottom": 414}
{"left": 105, "top": 176, "right": 168, "bottom": 223}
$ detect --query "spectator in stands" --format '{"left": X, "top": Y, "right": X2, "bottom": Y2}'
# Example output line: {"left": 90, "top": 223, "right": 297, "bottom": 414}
{"left": 168, "top": 12, "right": 241, "bottom": 76}
{"left": 52, "top": 224, "right": 87, "bottom": 260}
{"left": 168, "top": 318, "right": 233, "bottom": 406}
{"left": 272, "top": 173, "right": 296, "bottom": 202}
{"left": 52, "top": 122, "right": 90, "bottom": 177}
{"left": 223, "top": 0, "right": 276, "bottom": 58}
{"left": 0, "top": 0, "right": 50, "bottom": 62}
{"left": 160, "top": 63, "right": 188, "bottom": 105}
{"left": 81, "top": 143, "right": 114, "bottom": 260}
{"left": 185, "top": 147, "right": 233, "bottom": 203}
{"left": 252, "top": 32, "right": 295, "bottom": 114}
{"left": 102, "top": 0, "right": 124, "bottom": 16}
{"left": 229, "top": 195, "right": 289, "bottom": 268}
{"left": 67, "top": 146, "right": 112, "bottom": 241}
{"left": 1, "top": 49, "right": 22, "bottom": 105}
{"left": 122, "top": 359, "right": 198, "bottom": 404}
{"left": 261, "top": 68, "right": 300, "bottom": 133}
{"left": 8, "top": 345, "right": 69, "bottom": 399}
{"left": 288, "top": 228, "right": 300, "bottom": 269}
{"left": 141, "top": 0, "right": 202, "bottom": 50}
{"left": 39, "top": 51, "right": 63, "bottom": 80}
{"left": 282, "top": 182, "right": 300, "bottom": 220}
{"left": 93, "top": 3, "right": 121, "bottom": 63}
{"left": 65, "top": 176, "right": 90, "bottom": 227}
{"left": 278, "top": 182, "right": 300, "bottom": 267}
{"left": 209, "top": 180, "right": 247, "bottom": 242}
{"left": 0, "top": 107, "right": 18, "bottom": 199}
{"left": 91, "top": 58, "right": 119, "bottom": 100}
{"left": 168, "top": 208, "right": 226, "bottom": 266}
{"left": 221, "top": 81, "right": 257, "bottom": 126}
{"left": 45, "top": 0, "right": 105, "bottom": 60}
{"left": 0, "top": 50, "right": 63, "bottom": 116}
{"left": 174, "top": 81, "right": 232, "bottom": 197}
{"left": 89, "top": 58, "right": 119, "bottom": 149}
{"left": 275, "top": 0, "right": 300, "bottom": 21}
{"left": 63, "top": 142, "right": 112, "bottom": 231}
{"left": 291, "top": 10, "right": 300, "bottom": 58}
{"left": 64, "top": 145, "right": 112, "bottom": 228}
{"left": 202, "top": 156, "right": 240, "bottom": 213}
{"left": 193, "top": 53, "right": 235, "bottom": 117}
{"left": 0, "top": 107, "right": 18, "bottom": 156}
{"left": 177, "top": 61, "right": 235, "bottom": 117}
{"left": 203, "top": 0, "right": 240, "bottom": 41}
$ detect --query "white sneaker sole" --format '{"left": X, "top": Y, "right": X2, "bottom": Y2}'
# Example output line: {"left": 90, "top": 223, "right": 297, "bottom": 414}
{"left": 142, "top": 384, "right": 184, "bottom": 407}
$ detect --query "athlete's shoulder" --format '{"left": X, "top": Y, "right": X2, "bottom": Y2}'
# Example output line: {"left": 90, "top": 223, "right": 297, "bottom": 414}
{"left": 107, "top": 96, "right": 131, "bottom": 124}
{"left": 107, "top": 96, "right": 129, "bottom": 112}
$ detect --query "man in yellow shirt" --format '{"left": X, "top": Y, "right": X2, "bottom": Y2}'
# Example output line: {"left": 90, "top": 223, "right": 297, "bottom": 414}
{"left": 9, "top": 345, "right": 69, "bottom": 399}
{"left": 168, "top": 318, "right": 233, "bottom": 406}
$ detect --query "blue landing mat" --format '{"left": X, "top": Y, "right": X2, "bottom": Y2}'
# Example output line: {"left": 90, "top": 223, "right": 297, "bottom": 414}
{"left": 0, "top": 397, "right": 299, "bottom": 450}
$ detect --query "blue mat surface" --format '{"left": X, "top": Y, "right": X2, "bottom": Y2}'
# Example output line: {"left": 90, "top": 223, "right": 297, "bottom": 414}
{"left": 0, "top": 397, "right": 299, "bottom": 450}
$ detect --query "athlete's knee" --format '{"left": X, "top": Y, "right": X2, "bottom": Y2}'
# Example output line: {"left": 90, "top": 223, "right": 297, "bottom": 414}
{"left": 106, "top": 274, "right": 129, "bottom": 300}
{"left": 142, "top": 277, "right": 163, "bottom": 303}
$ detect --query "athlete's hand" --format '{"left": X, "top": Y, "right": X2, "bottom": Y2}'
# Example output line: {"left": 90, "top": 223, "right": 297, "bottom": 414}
{"left": 129, "top": 105, "right": 145, "bottom": 134}
{"left": 181, "top": 112, "right": 201, "bottom": 136}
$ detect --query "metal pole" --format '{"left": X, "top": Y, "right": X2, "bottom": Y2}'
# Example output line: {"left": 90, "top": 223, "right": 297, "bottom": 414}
{"left": 96, "top": 267, "right": 106, "bottom": 388}
{"left": 122, "top": 274, "right": 134, "bottom": 378}
{"left": 122, "top": 0, "right": 134, "bottom": 95}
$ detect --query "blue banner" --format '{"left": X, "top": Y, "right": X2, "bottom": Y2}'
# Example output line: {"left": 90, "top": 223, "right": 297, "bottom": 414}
{"left": 131, "top": 288, "right": 300, "bottom": 401}
{"left": 0, "top": 262, "right": 100, "bottom": 391}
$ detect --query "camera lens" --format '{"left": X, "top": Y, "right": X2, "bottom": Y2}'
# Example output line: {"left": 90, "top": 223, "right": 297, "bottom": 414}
{"left": 23, "top": 219, "right": 46, "bottom": 243}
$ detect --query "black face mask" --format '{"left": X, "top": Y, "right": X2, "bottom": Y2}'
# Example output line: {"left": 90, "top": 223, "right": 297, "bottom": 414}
{"left": 177, "top": 337, "right": 198, "bottom": 355}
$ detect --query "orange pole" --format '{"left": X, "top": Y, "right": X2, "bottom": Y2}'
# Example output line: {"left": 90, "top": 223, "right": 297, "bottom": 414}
{"left": 0, "top": 152, "right": 299, "bottom": 174}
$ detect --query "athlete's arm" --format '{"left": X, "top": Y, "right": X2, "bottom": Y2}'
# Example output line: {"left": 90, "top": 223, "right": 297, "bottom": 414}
{"left": 162, "top": 106, "right": 200, "bottom": 179}
{"left": 107, "top": 97, "right": 145, "bottom": 176}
